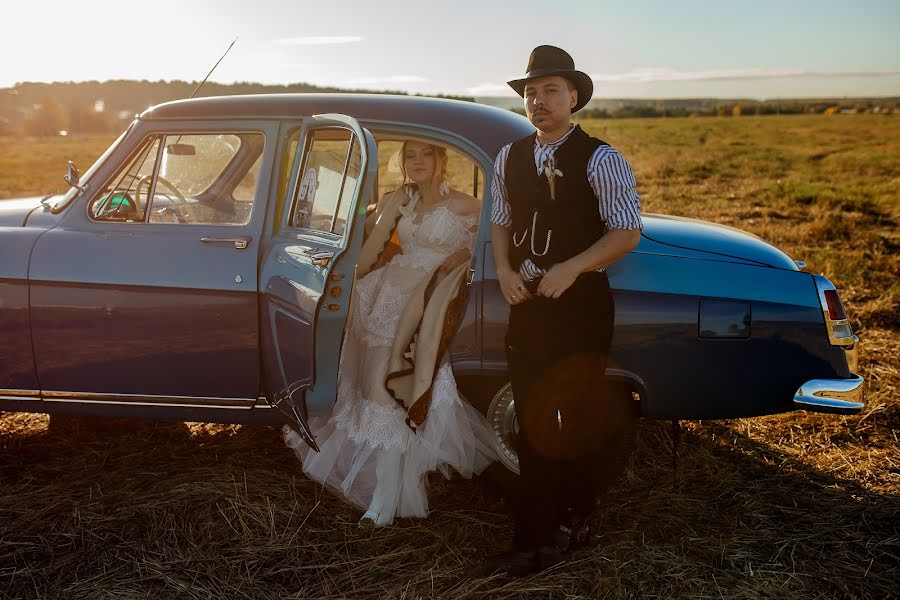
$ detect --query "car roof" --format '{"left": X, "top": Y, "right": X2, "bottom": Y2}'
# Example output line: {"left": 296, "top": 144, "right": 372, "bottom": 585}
{"left": 141, "top": 93, "right": 535, "bottom": 159}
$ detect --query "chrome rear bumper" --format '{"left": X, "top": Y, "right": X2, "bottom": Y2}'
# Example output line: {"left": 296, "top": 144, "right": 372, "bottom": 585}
{"left": 794, "top": 374, "right": 865, "bottom": 414}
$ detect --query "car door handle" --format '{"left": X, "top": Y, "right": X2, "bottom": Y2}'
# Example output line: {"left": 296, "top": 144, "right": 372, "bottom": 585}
{"left": 302, "top": 248, "right": 334, "bottom": 267}
{"left": 200, "top": 236, "right": 252, "bottom": 250}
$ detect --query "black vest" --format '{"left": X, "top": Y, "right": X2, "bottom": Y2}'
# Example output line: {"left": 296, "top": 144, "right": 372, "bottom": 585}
{"left": 505, "top": 125, "right": 608, "bottom": 271}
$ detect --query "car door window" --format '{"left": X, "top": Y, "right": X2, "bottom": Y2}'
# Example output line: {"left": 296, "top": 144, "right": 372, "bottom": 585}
{"left": 273, "top": 129, "right": 301, "bottom": 235}
{"left": 334, "top": 141, "right": 362, "bottom": 236}
{"left": 290, "top": 129, "right": 359, "bottom": 235}
{"left": 89, "top": 135, "right": 160, "bottom": 222}
{"left": 148, "top": 133, "right": 265, "bottom": 225}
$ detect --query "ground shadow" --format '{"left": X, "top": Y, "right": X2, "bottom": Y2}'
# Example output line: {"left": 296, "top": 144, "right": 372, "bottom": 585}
{"left": 0, "top": 413, "right": 896, "bottom": 599}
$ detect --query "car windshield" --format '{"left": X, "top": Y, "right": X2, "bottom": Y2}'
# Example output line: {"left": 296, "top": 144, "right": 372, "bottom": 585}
{"left": 52, "top": 124, "right": 132, "bottom": 211}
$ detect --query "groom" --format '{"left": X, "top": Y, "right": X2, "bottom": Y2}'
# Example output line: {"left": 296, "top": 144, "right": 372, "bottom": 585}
{"left": 486, "top": 45, "right": 643, "bottom": 575}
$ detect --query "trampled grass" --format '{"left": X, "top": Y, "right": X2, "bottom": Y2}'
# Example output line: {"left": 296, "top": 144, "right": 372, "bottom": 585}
{"left": 1, "top": 114, "right": 897, "bottom": 599}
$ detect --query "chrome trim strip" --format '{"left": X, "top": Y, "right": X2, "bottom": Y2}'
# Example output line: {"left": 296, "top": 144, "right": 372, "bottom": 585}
{"left": 794, "top": 374, "right": 865, "bottom": 415}
{"left": 41, "top": 391, "right": 255, "bottom": 408}
{"left": 0, "top": 389, "right": 41, "bottom": 398}
{"left": 46, "top": 400, "right": 254, "bottom": 410}
{"left": 253, "top": 397, "right": 276, "bottom": 409}
{"left": 42, "top": 398, "right": 253, "bottom": 410}
{"left": 0, "top": 395, "right": 43, "bottom": 402}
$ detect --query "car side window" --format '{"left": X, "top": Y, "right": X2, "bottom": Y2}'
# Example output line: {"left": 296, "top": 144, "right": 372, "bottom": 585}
{"left": 290, "top": 129, "right": 360, "bottom": 235}
{"left": 89, "top": 135, "right": 160, "bottom": 222}
{"left": 148, "top": 133, "right": 265, "bottom": 226}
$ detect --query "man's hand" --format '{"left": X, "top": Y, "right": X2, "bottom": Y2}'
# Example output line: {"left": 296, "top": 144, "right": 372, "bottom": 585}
{"left": 537, "top": 261, "right": 580, "bottom": 299}
{"left": 498, "top": 266, "right": 533, "bottom": 305}
{"left": 491, "top": 223, "right": 532, "bottom": 305}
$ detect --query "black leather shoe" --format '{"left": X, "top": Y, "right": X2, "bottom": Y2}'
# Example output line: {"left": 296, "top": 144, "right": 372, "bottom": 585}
{"left": 551, "top": 525, "right": 572, "bottom": 552}
{"left": 564, "top": 511, "right": 594, "bottom": 550}
{"left": 481, "top": 545, "right": 567, "bottom": 577}
{"left": 481, "top": 549, "right": 539, "bottom": 577}
{"left": 535, "top": 545, "right": 564, "bottom": 570}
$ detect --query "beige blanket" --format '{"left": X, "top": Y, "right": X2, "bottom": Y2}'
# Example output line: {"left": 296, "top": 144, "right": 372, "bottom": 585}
{"left": 355, "top": 189, "right": 471, "bottom": 429}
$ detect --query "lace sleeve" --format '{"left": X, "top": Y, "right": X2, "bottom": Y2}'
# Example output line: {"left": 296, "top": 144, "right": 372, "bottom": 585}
{"left": 458, "top": 214, "right": 479, "bottom": 251}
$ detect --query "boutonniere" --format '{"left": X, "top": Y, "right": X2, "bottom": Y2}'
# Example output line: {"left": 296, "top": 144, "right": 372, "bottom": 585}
{"left": 542, "top": 155, "right": 564, "bottom": 200}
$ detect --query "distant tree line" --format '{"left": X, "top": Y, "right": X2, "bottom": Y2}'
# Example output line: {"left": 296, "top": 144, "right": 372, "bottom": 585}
{"left": 2, "top": 80, "right": 895, "bottom": 136}
{"left": 0, "top": 80, "right": 475, "bottom": 137}
{"left": 578, "top": 99, "right": 896, "bottom": 119}
{"left": 507, "top": 98, "right": 897, "bottom": 119}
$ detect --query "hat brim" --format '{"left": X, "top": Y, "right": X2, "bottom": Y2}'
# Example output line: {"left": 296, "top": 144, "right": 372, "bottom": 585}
{"left": 507, "top": 68, "right": 593, "bottom": 113}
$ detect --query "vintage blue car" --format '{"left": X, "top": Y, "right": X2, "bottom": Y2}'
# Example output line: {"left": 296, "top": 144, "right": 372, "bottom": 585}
{"left": 0, "top": 94, "right": 864, "bottom": 475}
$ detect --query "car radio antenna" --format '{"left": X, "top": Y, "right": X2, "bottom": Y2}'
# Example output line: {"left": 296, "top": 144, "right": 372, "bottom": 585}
{"left": 170, "top": 37, "right": 238, "bottom": 148}
{"left": 190, "top": 37, "right": 238, "bottom": 99}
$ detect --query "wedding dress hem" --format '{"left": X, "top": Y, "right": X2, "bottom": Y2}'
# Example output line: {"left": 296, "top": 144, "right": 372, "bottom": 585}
{"left": 283, "top": 197, "right": 497, "bottom": 527}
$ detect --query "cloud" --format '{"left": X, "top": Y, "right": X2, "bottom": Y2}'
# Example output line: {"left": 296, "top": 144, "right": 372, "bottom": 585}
{"left": 590, "top": 67, "right": 900, "bottom": 83}
{"left": 465, "top": 82, "right": 518, "bottom": 96}
{"left": 273, "top": 36, "right": 363, "bottom": 46}
{"left": 344, "top": 75, "right": 429, "bottom": 86}
{"left": 784, "top": 69, "right": 900, "bottom": 79}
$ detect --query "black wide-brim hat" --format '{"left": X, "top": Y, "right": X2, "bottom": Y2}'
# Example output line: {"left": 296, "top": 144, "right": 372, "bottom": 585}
{"left": 508, "top": 45, "right": 593, "bottom": 113}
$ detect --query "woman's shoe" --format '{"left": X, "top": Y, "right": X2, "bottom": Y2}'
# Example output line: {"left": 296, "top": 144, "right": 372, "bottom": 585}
{"left": 357, "top": 510, "right": 380, "bottom": 529}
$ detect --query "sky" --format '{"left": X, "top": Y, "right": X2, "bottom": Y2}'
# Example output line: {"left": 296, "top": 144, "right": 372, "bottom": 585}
{"left": 3, "top": 0, "right": 899, "bottom": 99}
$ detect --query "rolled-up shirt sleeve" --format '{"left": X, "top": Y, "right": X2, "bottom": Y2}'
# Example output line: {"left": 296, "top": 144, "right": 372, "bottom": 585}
{"left": 490, "top": 144, "right": 512, "bottom": 228}
{"left": 589, "top": 148, "right": 643, "bottom": 231}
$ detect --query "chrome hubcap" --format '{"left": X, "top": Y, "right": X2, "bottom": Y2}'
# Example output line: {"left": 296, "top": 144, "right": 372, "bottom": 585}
{"left": 487, "top": 382, "right": 520, "bottom": 474}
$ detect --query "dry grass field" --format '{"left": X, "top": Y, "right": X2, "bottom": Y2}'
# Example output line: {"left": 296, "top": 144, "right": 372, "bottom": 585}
{"left": 1, "top": 114, "right": 897, "bottom": 599}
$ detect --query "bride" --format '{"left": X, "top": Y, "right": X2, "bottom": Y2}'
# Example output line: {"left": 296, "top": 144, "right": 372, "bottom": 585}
{"left": 284, "top": 140, "right": 497, "bottom": 526}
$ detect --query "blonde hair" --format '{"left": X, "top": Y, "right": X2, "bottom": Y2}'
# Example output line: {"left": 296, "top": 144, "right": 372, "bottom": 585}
{"left": 399, "top": 140, "right": 448, "bottom": 190}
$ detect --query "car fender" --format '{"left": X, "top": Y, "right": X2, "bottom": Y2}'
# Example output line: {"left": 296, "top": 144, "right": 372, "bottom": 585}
{"left": 0, "top": 226, "right": 52, "bottom": 396}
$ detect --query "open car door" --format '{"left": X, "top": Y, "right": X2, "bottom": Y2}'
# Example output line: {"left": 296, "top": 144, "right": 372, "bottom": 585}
{"left": 260, "top": 114, "right": 377, "bottom": 450}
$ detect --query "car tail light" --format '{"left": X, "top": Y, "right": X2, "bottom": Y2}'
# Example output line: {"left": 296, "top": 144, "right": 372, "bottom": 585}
{"left": 813, "top": 275, "right": 855, "bottom": 347}
{"left": 824, "top": 290, "right": 847, "bottom": 321}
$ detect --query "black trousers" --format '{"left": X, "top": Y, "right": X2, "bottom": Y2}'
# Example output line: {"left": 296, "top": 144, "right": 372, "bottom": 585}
{"left": 505, "top": 271, "right": 615, "bottom": 549}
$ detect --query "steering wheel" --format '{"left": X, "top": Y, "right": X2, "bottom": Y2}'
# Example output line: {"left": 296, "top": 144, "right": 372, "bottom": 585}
{"left": 94, "top": 191, "right": 137, "bottom": 220}
{"left": 135, "top": 175, "right": 188, "bottom": 211}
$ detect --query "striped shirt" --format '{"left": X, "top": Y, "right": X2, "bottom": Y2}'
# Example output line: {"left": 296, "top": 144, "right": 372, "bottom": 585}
{"left": 491, "top": 125, "right": 643, "bottom": 279}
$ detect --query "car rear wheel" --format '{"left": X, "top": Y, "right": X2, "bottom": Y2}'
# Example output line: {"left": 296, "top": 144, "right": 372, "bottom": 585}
{"left": 473, "top": 379, "right": 638, "bottom": 501}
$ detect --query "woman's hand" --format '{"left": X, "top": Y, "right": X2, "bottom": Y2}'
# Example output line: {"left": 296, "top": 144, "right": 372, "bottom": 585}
{"left": 435, "top": 249, "right": 471, "bottom": 281}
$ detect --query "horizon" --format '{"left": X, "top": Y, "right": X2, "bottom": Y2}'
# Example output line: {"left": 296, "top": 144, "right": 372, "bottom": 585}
{"left": 4, "top": 0, "right": 899, "bottom": 99}
{"left": 6, "top": 79, "right": 899, "bottom": 103}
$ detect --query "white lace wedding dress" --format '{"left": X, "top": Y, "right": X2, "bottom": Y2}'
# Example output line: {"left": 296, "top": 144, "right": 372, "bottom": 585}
{"left": 284, "top": 193, "right": 497, "bottom": 526}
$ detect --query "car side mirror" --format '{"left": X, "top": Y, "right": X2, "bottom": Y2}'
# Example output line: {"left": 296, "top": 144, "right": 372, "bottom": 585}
{"left": 64, "top": 161, "right": 85, "bottom": 192}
